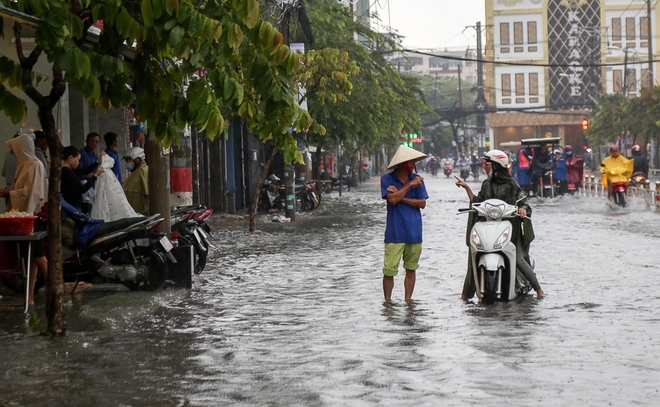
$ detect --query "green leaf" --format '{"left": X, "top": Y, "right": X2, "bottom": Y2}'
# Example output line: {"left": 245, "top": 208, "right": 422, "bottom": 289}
{"left": 72, "top": 48, "right": 91, "bottom": 78}
{"left": 152, "top": 0, "right": 163, "bottom": 19}
{"left": 164, "top": 0, "right": 174, "bottom": 15}
{"left": 223, "top": 75, "right": 233, "bottom": 101}
{"left": 168, "top": 25, "right": 185, "bottom": 47}
{"left": 142, "top": 0, "right": 154, "bottom": 26}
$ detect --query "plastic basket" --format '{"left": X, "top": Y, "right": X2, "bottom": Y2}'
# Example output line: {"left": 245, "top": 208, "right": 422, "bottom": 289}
{"left": 0, "top": 216, "right": 38, "bottom": 235}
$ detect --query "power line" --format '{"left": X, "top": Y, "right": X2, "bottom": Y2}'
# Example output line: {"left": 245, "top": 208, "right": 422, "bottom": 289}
{"left": 402, "top": 48, "right": 660, "bottom": 68}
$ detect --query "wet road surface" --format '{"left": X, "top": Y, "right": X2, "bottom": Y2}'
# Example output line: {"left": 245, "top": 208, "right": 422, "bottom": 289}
{"left": 1, "top": 173, "right": 659, "bottom": 406}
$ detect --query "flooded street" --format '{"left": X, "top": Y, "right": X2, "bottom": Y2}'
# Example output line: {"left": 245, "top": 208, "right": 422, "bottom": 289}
{"left": 1, "top": 175, "right": 660, "bottom": 406}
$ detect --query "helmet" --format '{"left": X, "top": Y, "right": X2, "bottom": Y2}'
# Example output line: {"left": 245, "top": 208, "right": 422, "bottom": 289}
{"left": 123, "top": 146, "right": 145, "bottom": 160}
{"left": 565, "top": 145, "right": 573, "bottom": 151}
{"left": 472, "top": 152, "right": 477, "bottom": 157}
{"left": 586, "top": 148, "right": 592, "bottom": 153}
{"left": 632, "top": 144, "right": 641, "bottom": 152}
{"left": 610, "top": 145, "right": 619, "bottom": 152}
{"left": 461, "top": 154, "right": 466, "bottom": 158}
{"left": 482, "top": 149, "right": 509, "bottom": 168}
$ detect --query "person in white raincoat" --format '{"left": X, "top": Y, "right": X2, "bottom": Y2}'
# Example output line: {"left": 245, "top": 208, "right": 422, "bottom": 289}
{"left": 0, "top": 132, "right": 49, "bottom": 306}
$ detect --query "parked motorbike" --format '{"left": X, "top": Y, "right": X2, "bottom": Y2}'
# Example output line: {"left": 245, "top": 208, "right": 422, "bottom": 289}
{"left": 59, "top": 201, "right": 177, "bottom": 291}
{"left": 458, "top": 198, "right": 533, "bottom": 303}
{"left": 602, "top": 164, "right": 632, "bottom": 208}
{"left": 259, "top": 174, "right": 318, "bottom": 212}
{"left": 443, "top": 163, "right": 453, "bottom": 178}
{"left": 171, "top": 204, "right": 214, "bottom": 274}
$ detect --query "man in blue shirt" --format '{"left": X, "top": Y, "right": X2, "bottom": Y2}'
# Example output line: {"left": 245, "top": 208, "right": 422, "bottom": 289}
{"left": 79, "top": 132, "right": 101, "bottom": 214}
{"left": 381, "top": 145, "right": 429, "bottom": 303}
{"left": 103, "top": 132, "right": 123, "bottom": 184}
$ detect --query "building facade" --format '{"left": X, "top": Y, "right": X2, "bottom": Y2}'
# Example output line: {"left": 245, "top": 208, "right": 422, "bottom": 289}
{"left": 485, "top": 0, "right": 656, "bottom": 151}
{"left": 386, "top": 50, "right": 479, "bottom": 84}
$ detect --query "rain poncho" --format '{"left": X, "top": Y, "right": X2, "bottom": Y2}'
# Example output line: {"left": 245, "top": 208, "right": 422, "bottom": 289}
{"left": 469, "top": 170, "right": 534, "bottom": 248}
{"left": 122, "top": 162, "right": 149, "bottom": 214}
{"left": 91, "top": 154, "right": 138, "bottom": 221}
{"left": 5, "top": 133, "right": 48, "bottom": 214}
{"left": 601, "top": 155, "right": 633, "bottom": 188}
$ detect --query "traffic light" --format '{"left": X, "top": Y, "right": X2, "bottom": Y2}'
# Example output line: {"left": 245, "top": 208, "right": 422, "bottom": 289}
{"left": 581, "top": 118, "right": 589, "bottom": 131}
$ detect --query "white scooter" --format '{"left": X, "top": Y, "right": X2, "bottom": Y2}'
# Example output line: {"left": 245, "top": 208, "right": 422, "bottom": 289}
{"left": 458, "top": 198, "right": 533, "bottom": 303}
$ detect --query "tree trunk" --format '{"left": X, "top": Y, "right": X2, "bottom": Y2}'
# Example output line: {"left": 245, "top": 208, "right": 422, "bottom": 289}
{"left": 147, "top": 135, "right": 171, "bottom": 233}
{"left": 41, "top": 108, "right": 65, "bottom": 335}
{"left": 14, "top": 22, "right": 67, "bottom": 335}
{"left": 249, "top": 146, "right": 278, "bottom": 232}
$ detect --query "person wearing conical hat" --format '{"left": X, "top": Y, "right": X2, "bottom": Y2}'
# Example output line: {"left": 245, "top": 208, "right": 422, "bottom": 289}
{"left": 381, "top": 145, "right": 429, "bottom": 303}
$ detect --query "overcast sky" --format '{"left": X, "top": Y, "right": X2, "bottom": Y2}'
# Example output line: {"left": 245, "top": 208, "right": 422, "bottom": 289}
{"left": 372, "top": 0, "right": 486, "bottom": 51}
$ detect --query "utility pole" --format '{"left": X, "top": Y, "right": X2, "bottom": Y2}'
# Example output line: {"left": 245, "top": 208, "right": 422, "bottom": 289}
{"left": 457, "top": 63, "right": 465, "bottom": 156}
{"left": 647, "top": 0, "right": 654, "bottom": 88}
{"left": 623, "top": 49, "right": 629, "bottom": 97}
{"left": 466, "top": 21, "right": 489, "bottom": 155}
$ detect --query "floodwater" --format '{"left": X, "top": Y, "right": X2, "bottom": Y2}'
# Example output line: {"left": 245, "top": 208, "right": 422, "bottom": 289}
{"left": 1, "top": 174, "right": 660, "bottom": 406}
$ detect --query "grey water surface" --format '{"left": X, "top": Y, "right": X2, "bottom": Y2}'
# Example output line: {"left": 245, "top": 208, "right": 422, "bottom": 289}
{"left": 1, "top": 174, "right": 659, "bottom": 406}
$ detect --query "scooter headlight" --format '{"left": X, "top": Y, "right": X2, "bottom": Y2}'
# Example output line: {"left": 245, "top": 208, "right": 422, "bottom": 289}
{"left": 493, "top": 227, "right": 510, "bottom": 250}
{"left": 471, "top": 230, "right": 483, "bottom": 250}
{"left": 485, "top": 203, "right": 505, "bottom": 219}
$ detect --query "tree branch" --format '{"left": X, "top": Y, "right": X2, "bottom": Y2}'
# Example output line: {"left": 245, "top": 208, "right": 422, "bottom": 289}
{"left": 13, "top": 22, "right": 45, "bottom": 106}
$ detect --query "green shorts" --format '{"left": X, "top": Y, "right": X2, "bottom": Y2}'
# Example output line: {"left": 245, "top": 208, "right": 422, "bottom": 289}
{"left": 382, "top": 243, "right": 422, "bottom": 277}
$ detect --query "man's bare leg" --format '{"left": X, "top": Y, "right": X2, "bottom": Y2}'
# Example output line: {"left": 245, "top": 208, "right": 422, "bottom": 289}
{"left": 404, "top": 269, "right": 416, "bottom": 302}
{"left": 383, "top": 275, "right": 394, "bottom": 303}
{"left": 28, "top": 256, "right": 47, "bottom": 306}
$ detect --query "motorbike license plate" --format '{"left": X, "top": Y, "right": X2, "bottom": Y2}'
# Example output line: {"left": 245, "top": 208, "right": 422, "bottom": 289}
{"left": 160, "top": 236, "right": 173, "bottom": 252}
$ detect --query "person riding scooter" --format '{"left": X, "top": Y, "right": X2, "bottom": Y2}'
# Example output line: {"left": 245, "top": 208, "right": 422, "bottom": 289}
{"left": 457, "top": 154, "right": 471, "bottom": 179}
{"left": 601, "top": 145, "right": 633, "bottom": 205}
{"left": 630, "top": 144, "right": 649, "bottom": 180}
{"left": 455, "top": 149, "right": 545, "bottom": 299}
{"left": 564, "top": 145, "right": 584, "bottom": 193}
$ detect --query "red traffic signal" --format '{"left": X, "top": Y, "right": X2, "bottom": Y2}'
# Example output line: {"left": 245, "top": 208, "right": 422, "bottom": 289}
{"left": 581, "top": 118, "right": 589, "bottom": 131}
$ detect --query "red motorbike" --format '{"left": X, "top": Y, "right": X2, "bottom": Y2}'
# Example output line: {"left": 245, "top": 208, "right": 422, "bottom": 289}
{"left": 443, "top": 164, "right": 453, "bottom": 178}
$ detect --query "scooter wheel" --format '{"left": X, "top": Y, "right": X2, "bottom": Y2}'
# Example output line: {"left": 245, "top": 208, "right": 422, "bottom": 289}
{"left": 121, "top": 247, "right": 167, "bottom": 291}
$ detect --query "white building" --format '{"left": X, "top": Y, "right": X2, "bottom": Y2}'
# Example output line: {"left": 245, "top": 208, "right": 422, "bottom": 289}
{"left": 485, "top": 0, "right": 655, "bottom": 150}
{"left": 386, "top": 50, "right": 479, "bottom": 84}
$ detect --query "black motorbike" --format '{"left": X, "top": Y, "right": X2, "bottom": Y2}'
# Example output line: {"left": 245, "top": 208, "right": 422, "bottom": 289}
{"left": 259, "top": 174, "right": 320, "bottom": 212}
{"left": 59, "top": 213, "right": 177, "bottom": 291}
{"left": 171, "top": 205, "right": 214, "bottom": 274}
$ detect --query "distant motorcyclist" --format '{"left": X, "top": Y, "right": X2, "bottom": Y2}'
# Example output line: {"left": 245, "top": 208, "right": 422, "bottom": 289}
{"left": 528, "top": 146, "right": 556, "bottom": 187}
{"left": 455, "top": 149, "right": 545, "bottom": 299}
{"left": 441, "top": 156, "right": 454, "bottom": 168}
{"left": 457, "top": 154, "right": 471, "bottom": 178}
{"left": 601, "top": 145, "right": 633, "bottom": 198}
{"left": 630, "top": 144, "right": 649, "bottom": 179}
{"left": 564, "top": 145, "right": 584, "bottom": 189}
{"left": 584, "top": 148, "right": 596, "bottom": 171}
{"left": 470, "top": 153, "right": 481, "bottom": 176}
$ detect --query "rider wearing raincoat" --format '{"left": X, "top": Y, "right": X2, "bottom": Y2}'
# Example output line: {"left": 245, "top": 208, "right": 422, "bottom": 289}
{"left": 601, "top": 145, "right": 634, "bottom": 197}
{"left": 455, "top": 149, "right": 544, "bottom": 299}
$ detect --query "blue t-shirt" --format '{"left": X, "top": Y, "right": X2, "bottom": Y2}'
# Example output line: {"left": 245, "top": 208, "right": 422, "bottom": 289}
{"left": 78, "top": 147, "right": 98, "bottom": 181}
{"left": 105, "top": 148, "right": 123, "bottom": 184}
{"left": 381, "top": 172, "right": 428, "bottom": 243}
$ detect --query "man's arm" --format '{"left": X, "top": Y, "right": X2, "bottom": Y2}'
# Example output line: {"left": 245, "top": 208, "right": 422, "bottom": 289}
{"left": 386, "top": 176, "right": 424, "bottom": 205}
{"left": 401, "top": 197, "right": 426, "bottom": 209}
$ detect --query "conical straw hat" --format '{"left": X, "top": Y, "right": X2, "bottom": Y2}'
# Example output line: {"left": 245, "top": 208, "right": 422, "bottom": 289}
{"left": 387, "top": 145, "right": 428, "bottom": 169}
